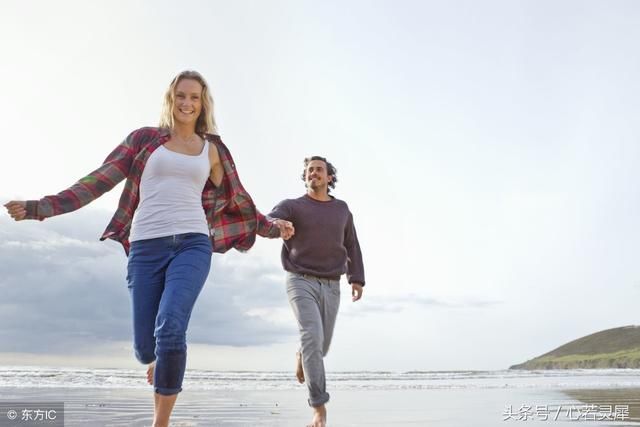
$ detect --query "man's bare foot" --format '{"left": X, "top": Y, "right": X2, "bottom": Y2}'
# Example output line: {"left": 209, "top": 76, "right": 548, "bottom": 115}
{"left": 307, "top": 404, "right": 326, "bottom": 427}
{"left": 147, "top": 362, "right": 155, "bottom": 385}
{"left": 295, "top": 351, "right": 305, "bottom": 384}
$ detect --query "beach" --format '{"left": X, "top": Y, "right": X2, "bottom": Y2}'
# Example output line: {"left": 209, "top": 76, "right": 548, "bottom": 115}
{"left": 1, "top": 368, "right": 640, "bottom": 426}
{"left": 2, "top": 387, "right": 640, "bottom": 426}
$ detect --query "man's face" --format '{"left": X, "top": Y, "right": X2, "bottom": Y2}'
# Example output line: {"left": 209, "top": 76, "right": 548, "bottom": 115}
{"left": 305, "top": 160, "right": 331, "bottom": 191}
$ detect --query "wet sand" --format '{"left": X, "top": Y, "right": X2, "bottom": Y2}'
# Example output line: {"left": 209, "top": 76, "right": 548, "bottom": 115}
{"left": 564, "top": 388, "right": 640, "bottom": 424}
{"left": 2, "top": 387, "right": 640, "bottom": 426}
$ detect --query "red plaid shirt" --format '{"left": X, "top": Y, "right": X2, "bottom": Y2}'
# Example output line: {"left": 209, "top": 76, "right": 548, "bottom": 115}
{"left": 25, "top": 127, "right": 278, "bottom": 254}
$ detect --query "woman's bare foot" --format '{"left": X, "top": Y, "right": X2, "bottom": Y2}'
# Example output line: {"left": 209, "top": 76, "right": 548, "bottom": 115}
{"left": 296, "top": 351, "right": 305, "bottom": 384}
{"left": 147, "top": 362, "right": 155, "bottom": 385}
{"left": 307, "top": 404, "right": 326, "bottom": 427}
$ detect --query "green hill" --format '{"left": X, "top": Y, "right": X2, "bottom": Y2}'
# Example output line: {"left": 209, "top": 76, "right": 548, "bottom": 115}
{"left": 510, "top": 325, "right": 640, "bottom": 370}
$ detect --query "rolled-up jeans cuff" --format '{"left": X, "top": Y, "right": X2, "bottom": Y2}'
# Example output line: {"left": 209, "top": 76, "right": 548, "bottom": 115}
{"left": 155, "top": 386, "right": 182, "bottom": 396}
{"left": 308, "top": 392, "right": 330, "bottom": 407}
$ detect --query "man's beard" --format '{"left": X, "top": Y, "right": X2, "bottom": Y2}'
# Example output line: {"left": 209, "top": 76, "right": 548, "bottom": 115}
{"left": 308, "top": 179, "right": 321, "bottom": 189}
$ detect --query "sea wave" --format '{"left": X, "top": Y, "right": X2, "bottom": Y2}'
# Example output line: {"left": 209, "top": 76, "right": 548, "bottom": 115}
{"left": 2, "top": 366, "right": 640, "bottom": 391}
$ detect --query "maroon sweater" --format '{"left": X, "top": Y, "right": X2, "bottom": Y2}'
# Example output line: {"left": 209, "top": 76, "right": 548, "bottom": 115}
{"left": 268, "top": 195, "right": 365, "bottom": 285}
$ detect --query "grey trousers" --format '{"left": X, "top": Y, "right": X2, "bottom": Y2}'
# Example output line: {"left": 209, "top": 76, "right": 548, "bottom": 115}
{"left": 286, "top": 272, "right": 341, "bottom": 407}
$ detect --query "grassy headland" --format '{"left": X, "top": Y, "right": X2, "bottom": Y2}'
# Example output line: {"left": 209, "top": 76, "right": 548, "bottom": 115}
{"left": 510, "top": 325, "right": 640, "bottom": 369}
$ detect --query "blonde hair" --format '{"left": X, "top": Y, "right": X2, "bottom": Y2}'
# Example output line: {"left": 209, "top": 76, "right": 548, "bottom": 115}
{"left": 159, "top": 70, "right": 218, "bottom": 135}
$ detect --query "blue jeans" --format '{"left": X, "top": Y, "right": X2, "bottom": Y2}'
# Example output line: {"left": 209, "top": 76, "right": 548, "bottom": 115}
{"left": 126, "top": 233, "right": 212, "bottom": 395}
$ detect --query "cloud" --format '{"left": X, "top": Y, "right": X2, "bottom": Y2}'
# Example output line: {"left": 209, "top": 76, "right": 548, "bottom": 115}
{"left": 188, "top": 252, "right": 297, "bottom": 346}
{"left": 342, "top": 293, "right": 502, "bottom": 317}
{"left": 0, "top": 209, "right": 296, "bottom": 355}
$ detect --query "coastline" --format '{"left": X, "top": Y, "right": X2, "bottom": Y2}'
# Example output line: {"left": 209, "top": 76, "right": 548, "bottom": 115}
{"left": 3, "top": 368, "right": 640, "bottom": 426}
{"left": 3, "top": 386, "right": 640, "bottom": 426}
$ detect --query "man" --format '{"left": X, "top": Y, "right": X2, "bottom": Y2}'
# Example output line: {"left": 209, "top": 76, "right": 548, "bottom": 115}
{"left": 268, "top": 156, "right": 365, "bottom": 427}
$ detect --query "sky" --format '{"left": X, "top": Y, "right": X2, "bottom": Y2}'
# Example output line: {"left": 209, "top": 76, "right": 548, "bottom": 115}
{"left": 1, "top": 0, "right": 640, "bottom": 372}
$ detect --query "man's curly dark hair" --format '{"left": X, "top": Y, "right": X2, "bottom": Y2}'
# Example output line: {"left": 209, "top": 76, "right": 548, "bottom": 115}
{"left": 301, "top": 156, "right": 338, "bottom": 193}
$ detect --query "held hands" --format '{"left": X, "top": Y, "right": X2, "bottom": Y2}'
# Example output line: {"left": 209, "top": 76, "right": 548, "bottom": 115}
{"left": 351, "top": 283, "right": 364, "bottom": 302}
{"left": 273, "top": 219, "right": 295, "bottom": 240}
{"left": 4, "top": 201, "right": 27, "bottom": 221}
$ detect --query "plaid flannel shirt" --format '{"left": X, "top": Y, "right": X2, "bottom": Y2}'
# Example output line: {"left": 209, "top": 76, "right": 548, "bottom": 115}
{"left": 24, "top": 127, "right": 278, "bottom": 254}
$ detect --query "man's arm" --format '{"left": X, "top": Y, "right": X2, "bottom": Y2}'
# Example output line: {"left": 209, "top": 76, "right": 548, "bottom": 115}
{"left": 260, "top": 200, "right": 294, "bottom": 239}
{"left": 344, "top": 211, "right": 365, "bottom": 301}
{"left": 257, "top": 210, "right": 294, "bottom": 239}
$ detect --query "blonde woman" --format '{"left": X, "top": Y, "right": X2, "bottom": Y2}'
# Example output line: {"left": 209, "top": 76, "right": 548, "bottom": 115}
{"left": 4, "top": 70, "right": 293, "bottom": 427}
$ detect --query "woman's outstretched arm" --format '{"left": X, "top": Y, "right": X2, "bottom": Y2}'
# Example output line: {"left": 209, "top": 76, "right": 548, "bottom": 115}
{"left": 4, "top": 129, "right": 142, "bottom": 221}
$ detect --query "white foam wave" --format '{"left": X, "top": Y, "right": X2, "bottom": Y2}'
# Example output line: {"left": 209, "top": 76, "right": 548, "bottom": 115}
{"left": 2, "top": 366, "right": 640, "bottom": 391}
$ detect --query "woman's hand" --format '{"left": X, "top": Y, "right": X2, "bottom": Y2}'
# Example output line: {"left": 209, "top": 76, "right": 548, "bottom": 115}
{"left": 273, "top": 219, "right": 295, "bottom": 240}
{"left": 4, "top": 201, "right": 27, "bottom": 221}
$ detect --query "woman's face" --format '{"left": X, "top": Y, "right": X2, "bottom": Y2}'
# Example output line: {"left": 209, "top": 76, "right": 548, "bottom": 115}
{"left": 172, "top": 78, "right": 203, "bottom": 128}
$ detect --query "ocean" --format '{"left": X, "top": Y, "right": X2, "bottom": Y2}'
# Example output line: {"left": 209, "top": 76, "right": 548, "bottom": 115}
{"left": 2, "top": 366, "right": 640, "bottom": 390}
{"left": 1, "top": 367, "right": 640, "bottom": 426}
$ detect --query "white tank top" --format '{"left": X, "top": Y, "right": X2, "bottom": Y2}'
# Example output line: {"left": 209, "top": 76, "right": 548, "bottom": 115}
{"left": 129, "top": 141, "right": 211, "bottom": 242}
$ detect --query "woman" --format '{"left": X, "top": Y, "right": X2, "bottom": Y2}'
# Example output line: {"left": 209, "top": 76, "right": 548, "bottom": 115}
{"left": 4, "top": 70, "right": 293, "bottom": 427}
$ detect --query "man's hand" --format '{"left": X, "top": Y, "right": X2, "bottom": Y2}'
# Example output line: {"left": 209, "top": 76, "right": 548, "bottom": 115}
{"left": 4, "top": 201, "right": 27, "bottom": 221}
{"left": 273, "top": 219, "right": 295, "bottom": 240}
{"left": 351, "top": 283, "right": 364, "bottom": 302}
